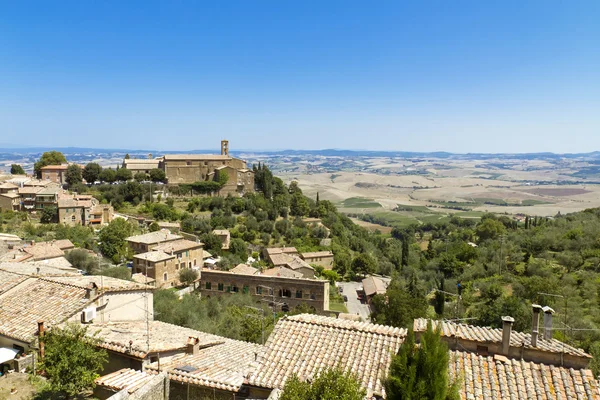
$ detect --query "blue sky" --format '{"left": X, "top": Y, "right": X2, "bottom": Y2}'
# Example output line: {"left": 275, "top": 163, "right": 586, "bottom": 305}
{"left": 1, "top": 1, "right": 599, "bottom": 153}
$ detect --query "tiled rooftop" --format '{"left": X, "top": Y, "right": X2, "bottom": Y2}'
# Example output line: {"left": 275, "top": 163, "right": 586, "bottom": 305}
{"left": 95, "top": 368, "right": 156, "bottom": 394}
{"left": 0, "top": 270, "right": 28, "bottom": 295}
{"left": 230, "top": 264, "right": 259, "bottom": 275}
{"left": 285, "top": 255, "right": 314, "bottom": 271}
{"left": 449, "top": 350, "right": 600, "bottom": 400}
{"left": 133, "top": 250, "right": 175, "bottom": 263}
{"left": 301, "top": 251, "right": 333, "bottom": 258}
{"left": 46, "top": 275, "right": 152, "bottom": 292}
{"left": 0, "top": 278, "right": 91, "bottom": 342}
{"left": 414, "top": 319, "right": 591, "bottom": 359}
{"left": 146, "top": 339, "right": 261, "bottom": 393}
{"left": 247, "top": 314, "right": 406, "bottom": 397}
{"left": 53, "top": 239, "right": 75, "bottom": 250}
{"left": 362, "top": 276, "right": 387, "bottom": 297}
{"left": 18, "top": 186, "right": 42, "bottom": 195}
{"left": 0, "top": 261, "right": 80, "bottom": 276}
{"left": 261, "top": 267, "right": 303, "bottom": 279}
{"left": 89, "top": 320, "right": 227, "bottom": 358}
{"left": 21, "top": 242, "right": 65, "bottom": 260}
{"left": 131, "top": 273, "right": 156, "bottom": 284}
{"left": 152, "top": 239, "right": 203, "bottom": 253}
{"left": 126, "top": 230, "right": 182, "bottom": 244}
{"left": 265, "top": 247, "right": 298, "bottom": 255}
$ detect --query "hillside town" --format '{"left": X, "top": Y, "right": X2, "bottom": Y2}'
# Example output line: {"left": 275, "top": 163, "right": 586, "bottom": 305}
{"left": 0, "top": 147, "right": 600, "bottom": 400}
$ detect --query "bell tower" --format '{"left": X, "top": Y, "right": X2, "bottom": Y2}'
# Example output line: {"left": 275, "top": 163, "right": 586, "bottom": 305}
{"left": 221, "top": 140, "right": 229, "bottom": 156}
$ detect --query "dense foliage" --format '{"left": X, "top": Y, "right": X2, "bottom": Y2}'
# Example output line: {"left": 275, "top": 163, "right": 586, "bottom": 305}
{"left": 385, "top": 322, "right": 459, "bottom": 400}
{"left": 10, "top": 163, "right": 25, "bottom": 174}
{"left": 280, "top": 367, "right": 366, "bottom": 400}
{"left": 39, "top": 324, "right": 108, "bottom": 396}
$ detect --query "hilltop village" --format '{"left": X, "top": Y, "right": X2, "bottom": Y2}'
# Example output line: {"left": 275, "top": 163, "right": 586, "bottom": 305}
{"left": 1, "top": 143, "right": 600, "bottom": 399}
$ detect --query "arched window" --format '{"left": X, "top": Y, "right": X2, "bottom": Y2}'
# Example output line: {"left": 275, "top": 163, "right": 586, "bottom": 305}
{"left": 163, "top": 273, "right": 168, "bottom": 282}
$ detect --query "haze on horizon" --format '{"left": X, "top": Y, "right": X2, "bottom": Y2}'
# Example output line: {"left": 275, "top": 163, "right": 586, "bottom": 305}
{"left": 1, "top": 1, "right": 599, "bottom": 153}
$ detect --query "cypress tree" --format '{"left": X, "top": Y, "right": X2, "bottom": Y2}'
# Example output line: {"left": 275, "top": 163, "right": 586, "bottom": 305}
{"left": 402, "top": 238, "right": 409, "bottom": 266}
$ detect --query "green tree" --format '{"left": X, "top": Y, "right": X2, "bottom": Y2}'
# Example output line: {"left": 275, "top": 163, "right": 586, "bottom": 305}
{"left": 41, "top": 206, "right": 58, "bottom": 224}
{"left": 149, "top": 168, "right": 166, "bottom": 183}
{"left": 98, "top": 266, "right": 132, "bottom": 280}
{"left": 116, "top": 167, "right": 133, "bottom": 181}
{"left": 99, "top": 168, "right": 117, "bottom": 183}
{"left": 290, "top": 192, "right": 310, "bottom": 217}
{"left": 351, "top": 253, "right": 377, "bottom": 276}
{"left": 39, "top": 324, "right": 108, "bottom": 397}
{"left": 384, "top": 322, "right": 459, "bottom": 400}
{"left": 149, "top": 221, "right": 160, "bottom": 232}
{"left": 475, "top": 218, "right": 506, "bottom": 242}
{"left": 371, "top": 280, "right": 427, "bottom": 328}
{"left": 179, "top": 268, "right": 199, "bottom": 285}
{"left": 82, "top": 162, "right": 102, "bottom": 183}
{"left": 202, "top": 232, "right": 224, "bottom": 256}
{"left": 65, "top": 164, "right": 83, "bottom": 186}
{"left": 34, "top": 151, "right": 67, "bottom": 178}
{"left": 10, "top": 164, "right": 25, "bottom": 175}
{"left": 124, "top": 153, "right": 130, "bottom": 159}
{"left": 134, "top": 171, "right": 148, "bottom": 182}
{"left": 99, "top": 218, "right": 134, "bottom": 263}
{"left": 280, "top": 367, "right": 366, "bottom": 400}
{"left": 65, "top": 249, "right": 99, "bottom": 274}
{"left": 402, "top": 238, "right": 410, "bottom": 267}
{"left": 229, "top": 237, "right": 248, "bottom": 261}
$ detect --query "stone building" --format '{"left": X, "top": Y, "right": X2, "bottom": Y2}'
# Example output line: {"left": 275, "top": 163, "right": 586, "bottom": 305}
{"left": 199, "top": 269, "right": 329, "bottom": 313}
{"left": 40, "top": 164, "right": 69, "bottom": 184}
{"left": 57, "top": 195, "right": 114, "bottom": 226}
{"left": 121, "top": 158, "right": 161, "bottom": 175}
{"left": 126, "top": 231, "right": 183, "bottom": 254}
{"left": 155, "top": 140, "right": 255, "bottom": 195}
{"left": 301, "top": 251, "right": 334, "bottom": 270}
{"left": 132, "top": 239, "right": 204, "bottom": 288}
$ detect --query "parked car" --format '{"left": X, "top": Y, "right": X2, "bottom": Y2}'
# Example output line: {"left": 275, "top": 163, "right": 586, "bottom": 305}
{"left": 338, "top": 286, "right": 343, "bottom": 293}
{"left": 343, "top": 295, "right": 348, "bottom": 302}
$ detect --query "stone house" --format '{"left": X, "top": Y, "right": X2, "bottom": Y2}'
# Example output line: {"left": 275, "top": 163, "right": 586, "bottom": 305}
{"left": 18, "top": 186, "right": 42, "bottom": 211}
{"left": 126, "top": 230, "right": 183, "bottom": 254}
{"left": 0, "top": 192, "right": 20, "bottom": 211}
{"left": 301, "top": 251, "right": 334, "bottom": 270}
{"left": 40, "top": 164, "right": 69, "bottom": 184}
{"left": 35, "top": 185, "right": 63, "bottom": 212}
{"left": 199, "top": 269, "right": 330, "bottom": 313}
{"left": 121, "top": 158, "right": 161, "bottom": 175}
{"left": 133, "top": 239, "right": 204, "bottom": 288}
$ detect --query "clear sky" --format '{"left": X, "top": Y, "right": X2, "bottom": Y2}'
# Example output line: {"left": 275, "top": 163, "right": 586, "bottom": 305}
{"left": 1, "top": 1, "right": 599, "bottom": 153}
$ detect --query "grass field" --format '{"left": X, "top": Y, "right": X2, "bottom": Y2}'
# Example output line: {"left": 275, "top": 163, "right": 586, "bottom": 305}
{"left": 338, "top": 197, "right": 382, "bottom": 208}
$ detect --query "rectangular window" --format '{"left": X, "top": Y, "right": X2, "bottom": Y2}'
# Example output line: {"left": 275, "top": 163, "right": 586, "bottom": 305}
{"left": 231, "top": 286, "right": 239, "bottom": 293}
{"left": 205, "top": 282, "right": 212, "bottom": 290}
{"left": 295, "top": 290, "right": 302, "bottom": 299}
{"left": 226, "top": 286, "right": 232, "bottom": 293}
{"left": 186, "top": 251, "right": 189, "bottom": 257}
{"left": 256, "top": 286, "right": 263, "bottom": 295}
{"left": 243, "top": 285, "right": 249, "bottom": 294}
{"left": 218, "top": 283, "right": 224, "bottom": 291}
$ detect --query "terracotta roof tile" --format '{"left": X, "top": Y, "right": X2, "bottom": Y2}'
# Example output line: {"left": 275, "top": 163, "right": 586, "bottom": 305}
{"left": 0, "top": 278, "right": 91, "bottom": 342}
{"left": 152, "top": 239, "right": 203, "bottom": 253}
{"left": 247, "top": 314, "right": 406, "bottom": 397}
{"left": 362, "top": 276, "right": 387, "bottom": 297}
{"left": 450, "top": 350, "right": 600, "bottom": 400}
{"left": 230, "top": 264, "right": 259, "bottom": 275}
{"left": 89, "top": 320, "right": 227, "bottom": 359}
{"left": 414, "top": 319, "right": 591, "bottom": 359}
{"left": 146, "top": 339, "right": 261, "bottom": 393}
{"left": 126, "top": 230, "right": 183, "bottom": 244}
{"left": 95, "top": 368, "right": 156, "bottom": 394}
{"left": 301, "top": 251, "right": 333, "bottom": 259}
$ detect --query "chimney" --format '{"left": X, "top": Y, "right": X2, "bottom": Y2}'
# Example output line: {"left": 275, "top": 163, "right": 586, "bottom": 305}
{"left": 86, "top": 282, "right": 99, "bottom": 299}
{"left": 543, "top": 306, "right": 555, "bottom": 340}
{"left": 187, "top": 336, "right": 200, "bottom": 356}
{"left": 531, "top": 304, "right": 542, "bottom": 347}
{"left": 501, "top": 316, "right": 514, "bottom": 356}
{"left": 38, "top": 321, "right": 45, "bottom": 360}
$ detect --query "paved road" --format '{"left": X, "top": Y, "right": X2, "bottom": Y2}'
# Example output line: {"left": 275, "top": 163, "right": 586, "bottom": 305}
{"left": 338, "top": 281, "right": 372, "bottom": 322}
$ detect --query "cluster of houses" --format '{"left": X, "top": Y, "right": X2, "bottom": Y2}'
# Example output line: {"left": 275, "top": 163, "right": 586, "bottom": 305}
{"left": 0, "top": 227, "right": 598, "bottom": 399}
{"left": 0, "top": 252, "right": 598, "bottom": 399}
{"left": 0, "top": 176, "right": 114, "bottom": 226}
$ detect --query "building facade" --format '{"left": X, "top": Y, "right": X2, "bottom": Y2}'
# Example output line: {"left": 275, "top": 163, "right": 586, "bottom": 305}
{"left": 199, "top": 269, "right": 330, "bottom": 313}
{"left": 40, "top": 164, "right": 69, "bottom": 184}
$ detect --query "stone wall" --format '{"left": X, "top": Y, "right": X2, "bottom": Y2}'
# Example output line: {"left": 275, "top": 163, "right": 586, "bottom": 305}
{"left": 199, "top": 270, "right": 330, "bottom": 313}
